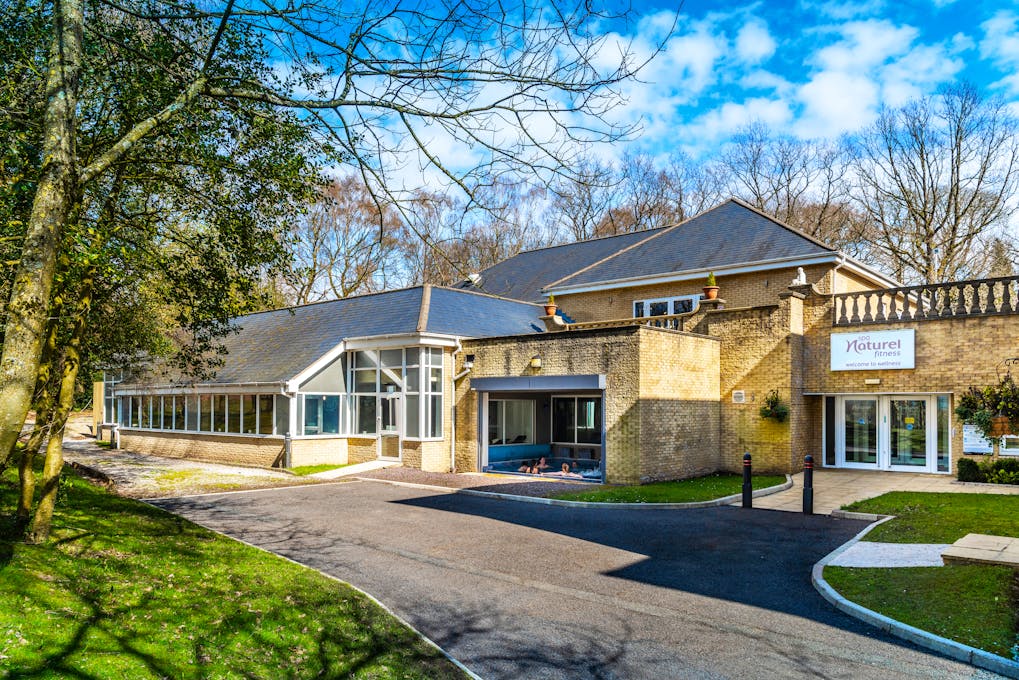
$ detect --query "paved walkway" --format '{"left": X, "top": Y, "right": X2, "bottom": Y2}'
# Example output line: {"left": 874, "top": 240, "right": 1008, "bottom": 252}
{"left": 829, "top": 541, "right": 950, "bottom": 567}
{"left": 749, "top": 468, "right": 1019, "bottom": 514}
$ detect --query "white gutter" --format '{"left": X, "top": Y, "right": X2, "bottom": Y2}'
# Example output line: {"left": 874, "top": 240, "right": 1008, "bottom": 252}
{"left": 831, "top": 254, "right": 847, "bottom": 294}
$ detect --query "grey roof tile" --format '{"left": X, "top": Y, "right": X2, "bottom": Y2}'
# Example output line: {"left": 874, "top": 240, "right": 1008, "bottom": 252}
{"left": 549, "top": 200, "right": 835, "bottom": 289}
{"left": 125, "top": 286, "right": 543, "bottom": 387}
{"left": 456, "top": 228, "right": 666, "bottom": 301}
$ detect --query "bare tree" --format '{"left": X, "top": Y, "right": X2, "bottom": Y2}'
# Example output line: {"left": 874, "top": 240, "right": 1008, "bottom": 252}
{"left": 279, "top": 175, "right": 400, "bottom": 304}
{"left": 0, "top": 0, "right": 654, "bottom": 471}
{"left": 848, "top": 84, "right": 1019, "bottom": 283}
{"left": 718, "top": 122, "right": 864, "bottom": 248}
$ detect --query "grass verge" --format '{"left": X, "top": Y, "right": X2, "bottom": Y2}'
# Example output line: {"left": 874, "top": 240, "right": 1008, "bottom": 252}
{"left": 0, "top": 466, "right": 463, "bottom": 679}
{"left": 548, "top": 472, "right": 786, "bottom": 503}
{"left": 290, "top": 463, "right": 354, "bottom": 477}
{"left": 825, "top": 565, "right": 1019, "bottom": 659}
{"left": 843, "top": 491, "right": 1019, "bottom": 543}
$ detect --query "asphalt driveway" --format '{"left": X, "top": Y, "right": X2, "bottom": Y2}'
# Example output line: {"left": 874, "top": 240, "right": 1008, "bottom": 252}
{"left": 150, "top": 480, "right": 1002, "bottom": 679}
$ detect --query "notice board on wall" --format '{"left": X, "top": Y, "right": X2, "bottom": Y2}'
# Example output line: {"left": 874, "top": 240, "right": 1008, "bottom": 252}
{"left": 962, "top": 424, "right": 994, "bottom": 454}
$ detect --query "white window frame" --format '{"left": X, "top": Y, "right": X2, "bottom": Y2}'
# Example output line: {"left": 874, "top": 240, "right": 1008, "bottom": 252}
{"left": 1000, "top": 435, "right": 1019, "bottom": 456}
{"left": 633, "top": 294, "right": 700, "bottom": 318}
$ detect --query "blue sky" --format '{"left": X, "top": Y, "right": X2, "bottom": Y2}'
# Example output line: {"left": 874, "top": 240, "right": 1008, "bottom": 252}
{"left": 594, "top": 0, "right": 1019, "bottom": 159}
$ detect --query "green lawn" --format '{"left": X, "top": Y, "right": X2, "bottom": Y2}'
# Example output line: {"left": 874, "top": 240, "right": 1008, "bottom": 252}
{"left": 289, "top": 463, "right": 354, "bottom": 476}
{"left": 548, "top": 472, "right": 787, "bottom": 503}
{"left": 843, "top": 491, "right": 1019, "bottom": 543}
{"left": 825, "top": 565, "right": 1019, "bottom": 658}
{"left": 0, "top": 467, "right": 463, "bottom": 679}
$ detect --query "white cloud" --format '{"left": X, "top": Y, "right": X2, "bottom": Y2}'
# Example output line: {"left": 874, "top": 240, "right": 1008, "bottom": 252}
{"left": 797, "top": 71, "right": 879, "bottom": 137}
{"left": 981, "top": 11, "right": 1019, "bottom": 95}
{"left": 735, "top": 21, "right": 776, "bottom": 64}
{"left": 811, "top": 20, "right": 917, "bottom": 71}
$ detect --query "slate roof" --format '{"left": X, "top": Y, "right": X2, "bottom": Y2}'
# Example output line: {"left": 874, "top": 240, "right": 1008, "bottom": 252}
{"left": 550, "top": 200, "right": 835, "bottom": 289}
{"left": 456, "top": 228, "right": 666, "bottom": 302}
{"left": 124, "top": 286, "right": 543, "bottom": 387}
{"left": 458, "top": 199, "right": 838, "bottom": 298}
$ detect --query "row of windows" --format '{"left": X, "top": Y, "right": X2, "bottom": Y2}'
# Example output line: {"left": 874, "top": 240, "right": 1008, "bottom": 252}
{"left": 301, "top": 392, "right": 443, "bottom": 439}
{"left": 119, "top": 394, "right": 283, "bottom": 435}
{"left": 633, "top": 295, "right": 699, "bottom": 318}
{"left": 488, "top": 397, "right": 602, "bottom": 446}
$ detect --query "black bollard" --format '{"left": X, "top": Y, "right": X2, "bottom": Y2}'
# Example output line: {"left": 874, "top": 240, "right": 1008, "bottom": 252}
{"left": 803, "top": 454, "right": 814, "bottom": 515}
{"left": 742, "top": 453, "right": 752, "bottom": 509}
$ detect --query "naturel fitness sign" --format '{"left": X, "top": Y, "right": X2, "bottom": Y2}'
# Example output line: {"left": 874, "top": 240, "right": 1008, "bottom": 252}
{"left": 830, "top": 329, "right": 915, "bottom": 371}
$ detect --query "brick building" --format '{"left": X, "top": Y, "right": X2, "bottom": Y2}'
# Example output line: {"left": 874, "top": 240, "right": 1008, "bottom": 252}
{"left": 105, "top": 199, "right": 1019, "bottom": 483}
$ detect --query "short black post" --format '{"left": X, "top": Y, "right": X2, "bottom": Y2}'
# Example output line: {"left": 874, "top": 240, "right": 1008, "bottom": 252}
{"left": 803, "top": 455, "right": 814, "bottom": 515}
{"left": 742, "top": 453, "right": 752, "bottom": 509}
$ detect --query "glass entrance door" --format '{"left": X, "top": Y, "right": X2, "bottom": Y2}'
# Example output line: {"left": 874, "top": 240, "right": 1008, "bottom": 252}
{"left": 842, "top": 398, "right": 879, "bottom": 468}
{"left": 888, "top": 398, "right": 927, "bottom": 470}
{"left": 378, "top": 393, "right": 401, "bottom": 460}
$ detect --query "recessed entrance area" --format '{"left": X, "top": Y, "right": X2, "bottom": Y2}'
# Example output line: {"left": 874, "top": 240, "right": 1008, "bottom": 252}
{"left": 823, "top": 394, "right": 950, "bottom": 473}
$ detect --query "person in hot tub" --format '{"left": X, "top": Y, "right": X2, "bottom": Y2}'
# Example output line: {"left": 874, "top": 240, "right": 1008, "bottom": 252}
{"left": 518, "top": 460, "right": 536, "bottom": 473}
{"left": 555, "top": 463, "right": 582, "bottom": 478}
{"left": 535, "top": 456, "right": 551, "bottom": 471}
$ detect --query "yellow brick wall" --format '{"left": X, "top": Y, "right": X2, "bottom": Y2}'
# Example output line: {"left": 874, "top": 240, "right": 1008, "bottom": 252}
{"left": 637, "top": 327, "right": 721, "bottom": 481}
{"left": 556, "top": 264, "right": 833, "bottom": 323}
{"left": 704, "top": 294, "right": 802, "bottom": 474}
{"left": 458, "top": 326, "right": 719, "bottom": 484}
{"left": 347, "top": 438, "right": 377, "bottom": 464}
{"left": 290, "top": 438, "right": 348, "bottom": 467}
{"left": 800, "top": 291, "right": 1019, "bottom": 470}
{"left": 120, "top": 431, "right": 285, "bottom": 467}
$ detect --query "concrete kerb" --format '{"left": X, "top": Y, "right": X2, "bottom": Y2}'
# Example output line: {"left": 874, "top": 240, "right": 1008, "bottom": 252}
{"left": 812, "top": 516, "right": 1019, "bottom": 679}
{"left": 139, "top": 499, "right": 482, "bottom": 680}
{"left": 356, "top": 474, "right": 793, "bottom": 509}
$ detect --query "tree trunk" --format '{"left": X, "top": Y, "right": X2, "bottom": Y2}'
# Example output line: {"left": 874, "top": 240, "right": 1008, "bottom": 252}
{"left": 17, "top": 409, "right": 49, "bottom": 528}
{"left": 0, "top": 0, "right": 83, "bottom": 469}
{"left": 27, "top": 277, "right": 91, "bottom": 544}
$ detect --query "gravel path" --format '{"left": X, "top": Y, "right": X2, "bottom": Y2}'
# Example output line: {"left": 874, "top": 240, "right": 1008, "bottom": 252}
{"left": 63, "top": 440, "right": 323, "bottom": 498}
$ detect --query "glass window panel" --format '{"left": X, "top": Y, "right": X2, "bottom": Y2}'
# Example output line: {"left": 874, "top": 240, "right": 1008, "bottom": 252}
{"left": 673, "top": 298, "right": 695, "bottom": 314}
{"left": 140, "top": 396, "right": 151, "bottom": 428}
{"left": 634, "top": 301, "right": 645, "bottom": 317}
{"left": 355, "top": 351, "right": 377, "bottom": 368}
{"left": 381, "top": 396, "right": 398, "bottom": 433}
{"left": 488, "top": 400, "right": 503, "bottom": 444}
{"left": 213, "top": 395, "right": 227, "bottom": 433}
{"left": 304, "top": 396, "right": 321, "bottom": 435}
{"left": 503, "top": 401, "right": 533, "bottom": 444}
{"left": 172, "top": 396, "right": 185, "bottom": 430}
{"left": 357, "top": 395, "right": 376, "bottom": 435}
{"left": 227, "top": 395, "right": 242, "bottom": 434}
{"left": 275, "top": 397, "right": 290, "bottom": 436}
{"left": 380, "top": 368, "right": 402, "bottom": 393}
{"left": 129, "top": 397, "right": 140, "bottom": 427}
{"left": 200, "top": 395, "right": 212, "bottom": 431}
{"left": 937, "top": 396, "right": 950, "bottom": 472}
{"left": 258, "top": 395, "right": 274, "bottom": 435}
{"left": 380, "top": 349, "right": 402, "bottom": 368}
{"left": 577, "top": 397, "right": 601, "bottom": 444}
{"left": 649, "top": 301, "right": 669, "bottom": 316}
{"left": 429, "top": 394, "right": 442, "bottom": 437}
{"left": 405, "top": 347, "right": 419, "bottom": 366}
{"left": 162, "top": 397, "right": 175, "bottom": 430}
{"left": 354, "top": 369, "right": 376, "bottom": 393}
{"left": 1001, "top": 436, "right": 1019, "bottom": 454}
{"left": 553, "top": 398, "right": 576, "bottom": 442}
{"left": 428, "top": 368, "right": 442, "bottom": 393}
{"left": 843, "top": 399, "right": 877, "bottom": 464}
{"left": 186, "top": 395, "right": 199, "bottom": 431}
{"left": 323, "top": 396, "right": 340, "bottom": 434}
{"left": 428, "top": 347, "right": 443, "bottom": 366}
{"left": 405, "top": 395, "right": 420, "bottom": 438}
{"left": 406, "top": 365, "right": 420, "bottom": 392}
{"left": 242, "top": 395, "right": 257, "bottom": 434}
{"left": 890, "top": 399, "right": 926, "bottom": 467}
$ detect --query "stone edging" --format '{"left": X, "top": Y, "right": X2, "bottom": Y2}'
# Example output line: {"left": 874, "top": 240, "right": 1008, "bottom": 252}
{"left": 140, "top": 500, "right": 481, "bottom": 680}
{"left": 812, "top": 517, "right": 1019, "bottom": 679}
{"left": 356, "top": 474, "right": 793, "bottom": 509}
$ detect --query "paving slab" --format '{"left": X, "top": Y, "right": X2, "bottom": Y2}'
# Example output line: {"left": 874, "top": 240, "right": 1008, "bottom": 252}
{"left": 942, "top": 533, "right": 1019, "bottom": 567}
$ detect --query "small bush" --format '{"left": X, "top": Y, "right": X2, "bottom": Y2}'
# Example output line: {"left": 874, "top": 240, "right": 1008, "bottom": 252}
{"left": 958, "top": 457, "right": 1019, "bottom": 485}
{"left": 957, "top": 458, "right": 985, "bottom": 482}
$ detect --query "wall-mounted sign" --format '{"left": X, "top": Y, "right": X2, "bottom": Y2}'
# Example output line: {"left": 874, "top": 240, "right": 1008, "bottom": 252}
{"left": 830, "top": 329, "right": 915, "bottom": 371}
{"left": 962, "top": 424, "right": 994, "bottom": 454}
